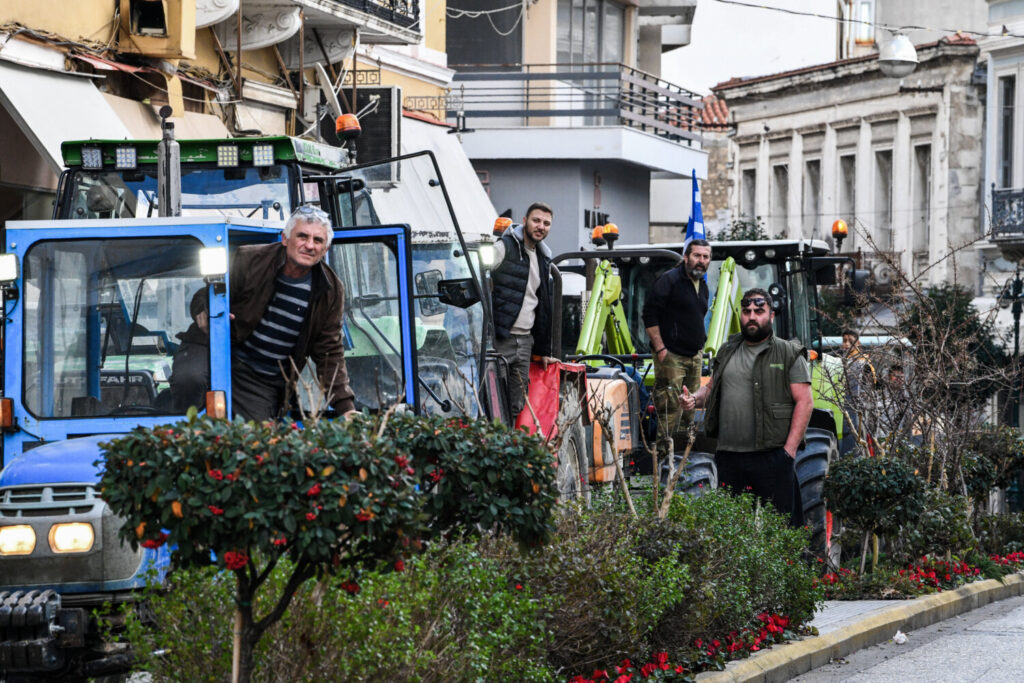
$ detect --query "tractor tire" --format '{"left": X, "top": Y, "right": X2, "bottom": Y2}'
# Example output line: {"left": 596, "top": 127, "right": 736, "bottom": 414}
{"left": 555, "top": 380, "right": 590, "bottom": 504}
{"left": 795, "top": 427, "right": 841, "bottom": 565}
{"left": 660, "top": 451, "right": 718, "bottom": 498}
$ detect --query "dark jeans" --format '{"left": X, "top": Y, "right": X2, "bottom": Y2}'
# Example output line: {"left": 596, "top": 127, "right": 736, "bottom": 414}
{"left": 494, "top": 333, "right": 533, "bottom": 420}
{"left": 716, "top": 447, "right": 804, "bottom": 528}
{"left": 168, "top": 342, "right": 287, "bottom": 422}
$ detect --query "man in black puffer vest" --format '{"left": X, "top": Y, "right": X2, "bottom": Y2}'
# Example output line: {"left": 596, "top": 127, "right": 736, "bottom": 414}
{"left": 491, "top": 202, "right": 557, "bottom": 420}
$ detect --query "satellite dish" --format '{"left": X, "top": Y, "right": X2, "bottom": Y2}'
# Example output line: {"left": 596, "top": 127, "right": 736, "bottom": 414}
{"left": 315, "top": 63, "right": 344, "bottom": 119}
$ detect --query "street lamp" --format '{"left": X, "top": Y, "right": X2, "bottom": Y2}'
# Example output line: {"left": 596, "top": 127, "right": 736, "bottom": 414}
{"left": 879, "top": 32, "right": 918, "bottom": 79}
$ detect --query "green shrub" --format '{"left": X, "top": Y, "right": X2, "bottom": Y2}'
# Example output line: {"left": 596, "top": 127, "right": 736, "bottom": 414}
{"left": 123, "top": 542, "right": 553, "bottom": 682}
{"left": 382, "top": 413, "right": 557, "bottom": 547}
{"left": 975, "top": 512, "right": 1024, "bottom": 554}
{"left": 479, "top": 504, "right": 685, "bottom": 673}
{"left": 825, "top": 456, "right": 926, "bottom": 538}
{"left": 896, "top": 488, "right": 975, "bottom": 562}
{"left": 659, "top": 489, "right": 821, "bottom": 648}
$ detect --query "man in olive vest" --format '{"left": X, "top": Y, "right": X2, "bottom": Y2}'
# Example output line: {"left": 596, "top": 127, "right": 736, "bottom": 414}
{"left": 491, "top": 202, "right": 557, "bottom": 420}
{"left": 688, "top": 288, "right": 812, "bottom": 524}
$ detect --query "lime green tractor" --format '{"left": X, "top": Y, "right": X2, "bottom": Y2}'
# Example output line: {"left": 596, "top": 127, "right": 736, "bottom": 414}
{"left": 553, "top": 239, "right": 856, "bottom": 561}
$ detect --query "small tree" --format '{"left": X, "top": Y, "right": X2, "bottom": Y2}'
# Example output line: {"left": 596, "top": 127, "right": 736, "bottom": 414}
{"left": 100, "top": 410, "right": 558, "bottom": 682}
{"left": 824, "top": 456, "right": 926, "bottom": 572}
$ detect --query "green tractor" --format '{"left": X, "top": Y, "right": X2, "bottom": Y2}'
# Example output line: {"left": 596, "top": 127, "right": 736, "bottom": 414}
{"left": 553, "top": 238, "right": 857, "bottom": 561}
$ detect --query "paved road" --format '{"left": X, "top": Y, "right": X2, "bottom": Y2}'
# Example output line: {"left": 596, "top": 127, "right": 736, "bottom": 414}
{"left": 792, "top": 594, "right": 1024, "bottom": 682}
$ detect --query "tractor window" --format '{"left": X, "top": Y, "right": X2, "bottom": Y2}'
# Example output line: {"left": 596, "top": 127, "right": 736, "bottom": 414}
{"left": 785, "top": 261, "right": 817, "bottom": 347}
{"left": 329, "top": 152, "right": 485, "bottom": 417}
{"left": 22, "top": 237, "right": 206, "bottom": 418}
{"left": 63, "top": 166, "right": 293, "bottom": 220}
{"left": 329, "top": 240, "right": 408, "bottom": 414}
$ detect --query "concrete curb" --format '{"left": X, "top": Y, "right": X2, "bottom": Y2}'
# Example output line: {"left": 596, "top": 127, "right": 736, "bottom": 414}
{"left": 695, "top": 573, "right": 1024, "bottom": 683}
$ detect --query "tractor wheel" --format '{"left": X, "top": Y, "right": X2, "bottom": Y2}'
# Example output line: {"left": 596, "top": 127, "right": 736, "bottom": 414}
{"left": 795, "top": 427, "right": 841, "bottom": 565}
{"left": 660, "top": 451, "right": 718, "bottom": 498}
{"left": 555, "top": 380, "right": 589, "bottom": 504}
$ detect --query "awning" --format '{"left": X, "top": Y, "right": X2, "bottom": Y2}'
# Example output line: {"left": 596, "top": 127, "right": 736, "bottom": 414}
{"left": 400, "top": 114, "right": 497, "bottom": 240}
{"left": 102, "top": 93, "right": 230, "bottom": 139}
{"left": 0, "top": 58, "right": 132, "bottom": 173}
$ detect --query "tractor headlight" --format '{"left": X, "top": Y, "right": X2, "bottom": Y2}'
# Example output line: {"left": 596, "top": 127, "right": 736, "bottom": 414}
{"left": 49, "top": 522, "right": 95, "bottom": 553}
{"left": 199, "top": 247, "right": 228, "bottom": 277}
{"left": 478, "top": 244, "right": 495, "bottom": 267}
{"left": 0, "top": 524, "right": 36, "bottom": 555}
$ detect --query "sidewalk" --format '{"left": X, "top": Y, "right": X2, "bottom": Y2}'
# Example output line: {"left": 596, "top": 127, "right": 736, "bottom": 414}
{"left": 696, "top": 573, "right": 1024, "bottom": 683}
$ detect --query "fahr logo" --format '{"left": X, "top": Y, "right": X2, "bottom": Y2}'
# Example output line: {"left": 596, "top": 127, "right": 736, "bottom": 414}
{"left": 100, "top": 373, "right": 148, "bottom": 386}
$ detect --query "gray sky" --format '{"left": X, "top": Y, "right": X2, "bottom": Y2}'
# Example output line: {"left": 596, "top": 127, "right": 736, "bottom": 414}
{"left": 662, "top": 0, "right": 840, "bottom": 95}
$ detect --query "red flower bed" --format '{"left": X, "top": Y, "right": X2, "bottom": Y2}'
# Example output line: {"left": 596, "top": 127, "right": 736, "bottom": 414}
{"left": 564, "top": 613, "right": 797, "bottom": 682}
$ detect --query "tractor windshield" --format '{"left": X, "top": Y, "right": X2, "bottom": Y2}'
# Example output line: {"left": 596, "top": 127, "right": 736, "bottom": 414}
{"left": 62, "top": 166, "right": 294, "bottom": 220}
{"left": 22, "top": 237, "right": 206, "bottom": 418}
{"left": 330, "top": 152, "right": 484, "bottom": 416}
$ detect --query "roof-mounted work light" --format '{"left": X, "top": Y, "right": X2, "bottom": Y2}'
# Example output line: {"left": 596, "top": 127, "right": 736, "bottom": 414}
{"left": 115, "top": 146, "right": 137, "bottom": 170}
{"left": 81, "top": 146, "right": 103, "bottom": 170}
{"left": 217, "top": 145, "right": 239, "bottom": 168}
{"left": 252, "top": 143, "right": 274, "bottom": 167}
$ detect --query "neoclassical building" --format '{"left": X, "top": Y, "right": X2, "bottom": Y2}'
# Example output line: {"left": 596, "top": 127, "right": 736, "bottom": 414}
{"left": 714, "top": 36, "right": 985, "bottom": 292}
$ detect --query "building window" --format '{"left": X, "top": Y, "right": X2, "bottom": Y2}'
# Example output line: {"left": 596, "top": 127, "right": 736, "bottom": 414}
{"left": 839, "top": 154, "right": 856, "bottom": 249}
{"left": 557, "top": 0, "right": 626, "bottom": 64}
{"left": 912, "top": 144, "right": 931, "bottom": 272}
{"left": 1000, "top": 75, "right": 1015, "bottom": 189}
{"left": 740, "top": 168, "right": 756, "bottom": 220}
{"left": 771, "top": 164, "right": 789, "bottom": 238}
{"left": 874, "top": 149, "right": 893, "bottom": 250}
{"left": 855, "top": 0, "right": 874, "bottom": 44}
{"left": 803, "top": 159, "right": 821, "bottom": 239}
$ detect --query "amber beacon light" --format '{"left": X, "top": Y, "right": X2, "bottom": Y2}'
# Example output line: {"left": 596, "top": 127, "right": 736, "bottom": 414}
{"left": 832, "top": 219, "right": 848, "bottom": 252}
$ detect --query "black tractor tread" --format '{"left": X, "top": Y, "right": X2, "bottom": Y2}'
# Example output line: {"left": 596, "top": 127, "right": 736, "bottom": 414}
{"left": 660, "top": 451, "right": 718, "bottom": 497}
{"left": 795, "top": 427, "right": 839, "bottom": 561}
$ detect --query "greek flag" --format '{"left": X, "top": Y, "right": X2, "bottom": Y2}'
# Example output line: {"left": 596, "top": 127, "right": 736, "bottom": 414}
{"left": 685, "top": 169, "right": 705, "bottom": 246}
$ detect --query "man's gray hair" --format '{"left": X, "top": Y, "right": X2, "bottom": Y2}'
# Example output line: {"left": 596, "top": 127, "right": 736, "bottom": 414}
{"left": 284, "top": 205, "right": 335, "bottom": 242}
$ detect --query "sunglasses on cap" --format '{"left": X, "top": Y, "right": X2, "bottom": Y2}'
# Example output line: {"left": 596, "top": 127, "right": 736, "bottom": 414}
{"left": 293, "top": 204, "right": 329, "bottom": 218}
{"left": 740, "top": 296, "right": 770, "bottom": 309}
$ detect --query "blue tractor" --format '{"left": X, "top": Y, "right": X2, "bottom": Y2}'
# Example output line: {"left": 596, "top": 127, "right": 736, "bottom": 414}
{"left": 0, "top": 123, "right": 491, "bottom": 678}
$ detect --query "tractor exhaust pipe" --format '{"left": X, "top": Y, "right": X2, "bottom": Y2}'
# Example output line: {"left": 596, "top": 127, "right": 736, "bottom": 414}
{"left": 157, "top": 105, "right": 181, "bottom": 217}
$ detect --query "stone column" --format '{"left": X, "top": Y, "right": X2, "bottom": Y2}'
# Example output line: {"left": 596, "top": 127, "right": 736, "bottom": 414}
{"left": 789, "top": 131, "right": 803, "bottom": 239}
{"left": 893, "top": 112, "right": 912, "bottom": 277}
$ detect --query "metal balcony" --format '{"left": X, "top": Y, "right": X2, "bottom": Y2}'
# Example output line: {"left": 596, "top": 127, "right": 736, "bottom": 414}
{"left": 449, "top": 62, "right": 704, "bottom": 147}
{"left": 334, "top": 0, "right": 419, "bottom": 30}
{"left": 991, "top": 186, "right": 1024, "bottom": 261}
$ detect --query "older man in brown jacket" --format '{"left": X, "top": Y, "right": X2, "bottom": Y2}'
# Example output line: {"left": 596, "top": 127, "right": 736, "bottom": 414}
{"left": 170, "top": 205, "right": 355, "bottom": 421}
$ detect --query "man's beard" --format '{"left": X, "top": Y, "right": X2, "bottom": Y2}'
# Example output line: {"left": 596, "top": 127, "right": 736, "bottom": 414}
{"left": 686, "top": 265, "right": 705, "bottom": 280}
{"left": 742, "top": 320, "right": 773, "bottom": 343}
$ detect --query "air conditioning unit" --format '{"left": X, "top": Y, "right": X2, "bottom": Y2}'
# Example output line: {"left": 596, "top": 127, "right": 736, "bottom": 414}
{"left": 318, "top": 86, "right": 401, "bottom": 182}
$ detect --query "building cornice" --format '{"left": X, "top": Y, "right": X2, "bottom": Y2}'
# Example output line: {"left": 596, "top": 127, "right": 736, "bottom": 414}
{"left": 713, "top": 40, "right": 978, "bottom": 102}
{"left": 360, "top": 45, "right": 454, "bottom": 88}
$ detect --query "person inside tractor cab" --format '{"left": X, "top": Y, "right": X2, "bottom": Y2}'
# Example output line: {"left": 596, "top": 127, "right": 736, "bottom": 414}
{"left": 491, "top": 201, "right": 559, "bottom": 420}
{"left": 168, "top": 205, "right": 357, "bottom": 421}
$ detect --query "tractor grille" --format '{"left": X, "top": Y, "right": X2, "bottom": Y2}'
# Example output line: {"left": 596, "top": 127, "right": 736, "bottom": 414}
{"left": 0, "top": 485, "right": 101, "bottom": 518}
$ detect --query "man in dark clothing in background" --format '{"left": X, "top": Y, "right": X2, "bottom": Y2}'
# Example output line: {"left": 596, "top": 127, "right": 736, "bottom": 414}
{"left": 691, "top": 288, "right": 812, "bottom": 525}
{"left": 491, "top": 201, "right": 557, "bottom": 420}
{"left": 170, "top": 205, "right": 356, "bottom": 421}
{"left": 643, "top": 238, "right": 711, "bottom": 458}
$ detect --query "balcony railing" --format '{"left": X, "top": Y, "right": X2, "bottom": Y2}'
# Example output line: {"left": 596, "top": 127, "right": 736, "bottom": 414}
{"left": 449, "top": 62, "right": 704, "bottom": 146}
{"left": 336, "top": 0, "right": 419, "bottom": 30}
{"left": 992, "top": 186, "right": 1024, "bottom": 240}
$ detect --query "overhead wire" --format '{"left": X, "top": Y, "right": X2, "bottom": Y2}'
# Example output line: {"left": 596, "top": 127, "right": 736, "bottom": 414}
{"left": 447, "top": 1, "right": 527, "bottom": 38}
{"left": 712, "top": 0, "right": 1024, "bottom": 41}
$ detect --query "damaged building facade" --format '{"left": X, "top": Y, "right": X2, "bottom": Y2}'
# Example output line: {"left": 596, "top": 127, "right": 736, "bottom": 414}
{"left": 714, "top": 36, "right": 987, "bottom": 293}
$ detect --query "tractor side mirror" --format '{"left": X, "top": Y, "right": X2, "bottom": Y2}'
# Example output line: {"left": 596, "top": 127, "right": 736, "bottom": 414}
{"left": 414, "top": 269, "right": 446, "bottom": 316}
{"left": 437, "top": 277, "right": 480, "bottom": 309}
